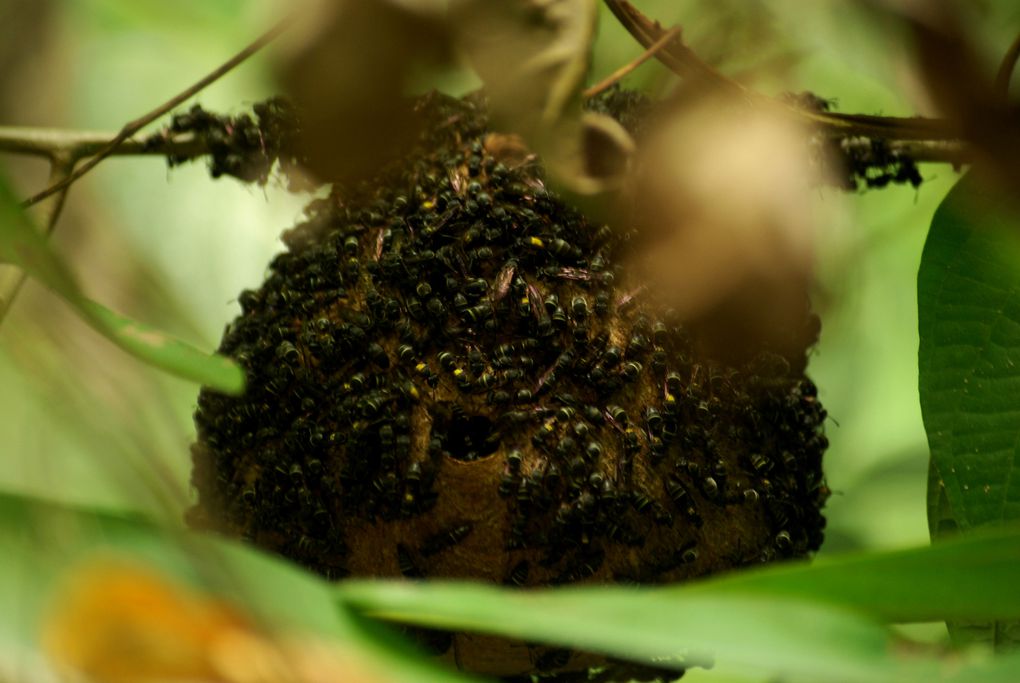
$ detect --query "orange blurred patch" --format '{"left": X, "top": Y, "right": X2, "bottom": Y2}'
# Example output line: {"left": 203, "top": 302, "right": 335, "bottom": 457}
{"left": 42, "top": 560, "right": 384, "bottom": 683}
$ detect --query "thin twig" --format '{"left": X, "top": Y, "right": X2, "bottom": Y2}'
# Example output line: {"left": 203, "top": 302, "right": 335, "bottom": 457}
{"left": 20, "top": 14, "right": 293, "bottom": 209}
{"left": 602, "top": 0, "right": 743, "bottom": 92}
{"left": 0, "top": 128, "right": 206, "bottom": 159}
{"left": 584, "top": 25, "right": 684, "bottom": 98}
{"left": 0, "top": 156, "right": 75, "bottom": 322}
{"left": 995, "top": 31, "right": 1020, "bottom": 99}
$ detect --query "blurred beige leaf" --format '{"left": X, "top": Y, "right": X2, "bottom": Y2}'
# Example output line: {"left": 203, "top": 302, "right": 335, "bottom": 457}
{"left": 629, "top": 94, "right": 829, "bottom": 358}
{"left": 452, "top": 0, "right": 598, "bottom": 135}
{"left": 277, "top": 0, "right": 453, "bottom": 185}
{"left": 543, "top": 112, "right": 636, "bottom": 197}
{"left": 43, "top": 560, "right": 385, "bottom": 683}
{"left": 453, "top": 0, "right": 626, "bottom": 194}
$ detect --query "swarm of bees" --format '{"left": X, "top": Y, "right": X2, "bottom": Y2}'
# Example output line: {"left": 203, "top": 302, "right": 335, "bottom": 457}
{"left": 189, "top": 90, "right": 829, "bottom": 680}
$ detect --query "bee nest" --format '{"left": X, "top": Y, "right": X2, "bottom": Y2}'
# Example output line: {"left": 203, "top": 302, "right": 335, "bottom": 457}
{"left": 189, "top": 90, "right": 829, "bottom": 679}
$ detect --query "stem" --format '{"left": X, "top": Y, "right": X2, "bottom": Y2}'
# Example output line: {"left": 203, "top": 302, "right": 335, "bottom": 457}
{"left": 0, "top": 156, "right": 75, "bottom": 323}
{"left": 20, "top": 13, "right": 294, "bottom": 209}
{"left": 0, "top": 128, "right": 206, "bottom": 159}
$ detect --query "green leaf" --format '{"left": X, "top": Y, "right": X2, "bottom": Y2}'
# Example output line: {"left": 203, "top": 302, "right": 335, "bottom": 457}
{"left": 81, "top": 298, "right": 244, "bottom": 394}
{"left": 0, "top": 490, "right": 476, "bottom": 683}
{"left": 918, "top": 173, "right": 1020, "bottom": 648}
{"left": 338, "top": 529, "right": 1020, "bottom": 682}
{"left": 0, "top": 174, "right": 244, "bottom": 394}
{"left": 691, "top": 525, "right": 1020, "bottom": 623}
{"left": 341, "top": 580, "right": 894, "bottom": 682}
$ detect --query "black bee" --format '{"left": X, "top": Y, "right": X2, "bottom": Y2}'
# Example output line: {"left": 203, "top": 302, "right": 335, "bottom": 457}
{"left": 505, "top": 559, "right": 530, "bottom": 587}
{"left": 396, "top": 543, "right": 424, "bottom": 578}
{"left": 420, "top": 523, "right": 474, "bottom": 557}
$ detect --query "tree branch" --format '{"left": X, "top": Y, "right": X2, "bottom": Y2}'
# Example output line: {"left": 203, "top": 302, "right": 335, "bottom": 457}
{"left": 19, "top": 13, "right": 293, "bottom": 208}
{"left": 0, "top": 128, "right": 206, "bottom": 160}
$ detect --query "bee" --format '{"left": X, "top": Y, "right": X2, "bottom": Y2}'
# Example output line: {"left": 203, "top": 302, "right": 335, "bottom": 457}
{"left": 420, "top": 523, "right": 474, "bottom": 557}
{"left": 397, "top": 344, "right": 416, "bottom": 363}
{"left": 397, "top": 543, "right": 424, "bottom": 579}
{"left": 464, "top": 304, "right": 491, "bottom": 324}
{"left": 276, "top": 341, "right": 300, "bottom": 365}
{"left": 750, "top": 452, "right": 772, "bottom": 473}
{"left": 620, "top": 361, "right": 642, "bottom": 382}
{"left": 535, "top": 648, "right": 572, "bottom": 672}
{"left": 464, "top": 278, "right": 487, "bottom": 298}
{"left": 644, "top": 407, "right": 663, "bottom": 433}
{"left": 343, "top": 235, "right": 359, "bottom": 255}
{"left": 505, "top": 559, "right": 530, "bottom": 587}
{"left": 488, "top": 389, "right": 510, "bottom": 406}
{"left": 425, "top": 297, "right": 445, "bottom": 317}
{"left": 414, "top": 362, "right": 439, "bottom": 388}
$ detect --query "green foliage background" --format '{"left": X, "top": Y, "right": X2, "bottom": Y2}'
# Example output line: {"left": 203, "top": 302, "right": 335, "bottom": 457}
{"left": 3, "top": 1, "right": 1020, "bottom": 681}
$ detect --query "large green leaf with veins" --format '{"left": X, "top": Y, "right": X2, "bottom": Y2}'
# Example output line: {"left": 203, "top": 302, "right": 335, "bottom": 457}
{"left": 918, "top": 172, "right": 1020, "bottom": 648}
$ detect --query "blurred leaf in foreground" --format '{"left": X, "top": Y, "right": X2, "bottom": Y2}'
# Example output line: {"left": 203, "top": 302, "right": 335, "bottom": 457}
{"left": 628, "top": 93, "right": 830, "bottom": 361}
{"left": 0, "top": 491, "right": 475, "bottom": 683}
{"left": 453, "top": 0, "right": 597, "bottom": 137}
{"left": 339, "top": 526, "right": 1020, "bottom": 682}
{"left": 453, "top": 0, "right": 635, "bottom": 195}
{"left": 0, "top": 173, "right": 244, "bottom": 394}
{"left": 43, "top": 560, "right": 389, "bottom": 683}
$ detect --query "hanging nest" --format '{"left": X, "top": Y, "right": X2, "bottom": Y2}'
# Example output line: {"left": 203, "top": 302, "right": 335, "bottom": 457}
{"left": 188, "top": 90, "right": 829, "bottom": 680}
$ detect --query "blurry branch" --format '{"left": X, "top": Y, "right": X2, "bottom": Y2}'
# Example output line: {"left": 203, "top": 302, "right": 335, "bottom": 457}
{"left": 19, "top": 13, "right": 293, "bottom": 209}
{"left": 603, "top": 0, "right": 968, "bottom": 148}
{"left": 996, "top": 31, "right": 1020, "bottom": 99}
{"left": 880, "top": 139, "right": 968, "bottom": 164}
{"left": 603, "top": 0, "right": 742, "bottom": 91}
{"left": 583, "top": 25, "right": 683, "bottom": 98}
